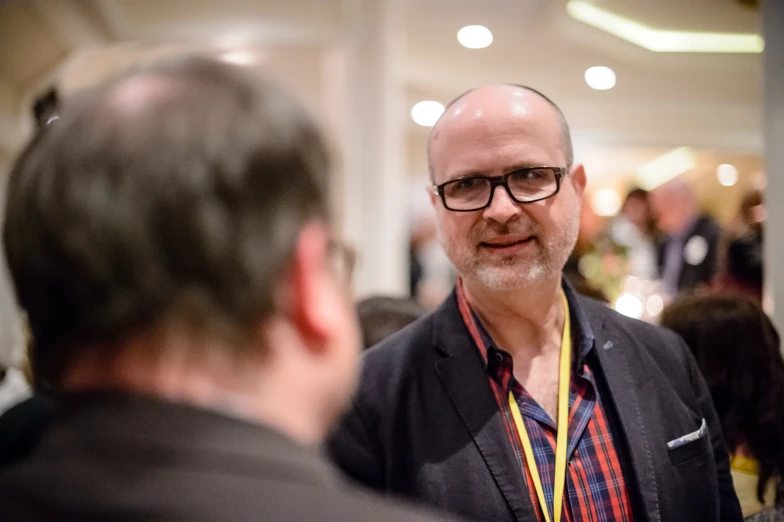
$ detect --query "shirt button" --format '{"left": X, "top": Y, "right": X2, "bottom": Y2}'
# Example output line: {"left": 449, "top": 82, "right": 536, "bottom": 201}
{"left": 495, "top": 353, "right": 504, "bottom": 363}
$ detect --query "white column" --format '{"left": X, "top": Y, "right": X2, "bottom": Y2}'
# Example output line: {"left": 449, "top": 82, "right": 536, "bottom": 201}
{"left": 334, "top": 0, "right": 408, "bottom": 298}
{"left": 763, "top": 0, "right": 784, "bottom": 330}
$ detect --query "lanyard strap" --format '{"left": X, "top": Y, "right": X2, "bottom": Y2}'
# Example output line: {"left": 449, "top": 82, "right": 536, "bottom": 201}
{"left": 508, "top": 290, "right": 571, "bottom": 522}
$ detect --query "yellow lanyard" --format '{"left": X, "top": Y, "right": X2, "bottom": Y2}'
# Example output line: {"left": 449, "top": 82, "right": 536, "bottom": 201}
{"left": 508, "top": 290, "right": 571, "bottom": 522}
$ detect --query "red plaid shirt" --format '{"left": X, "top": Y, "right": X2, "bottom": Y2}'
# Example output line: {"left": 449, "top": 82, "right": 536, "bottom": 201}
{"left": 456, "top": 280, "right": 636, "bottom": 522}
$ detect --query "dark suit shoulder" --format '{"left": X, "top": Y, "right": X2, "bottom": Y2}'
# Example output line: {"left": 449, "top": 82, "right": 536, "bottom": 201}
{"left": 577, "top": 296, "right": 694, "bottom": 380}
{"left": 691, "top": 215, "right": 722, "bottom": 241}
{"left": 357, "top": 311, "right": 441, "bottom": 400}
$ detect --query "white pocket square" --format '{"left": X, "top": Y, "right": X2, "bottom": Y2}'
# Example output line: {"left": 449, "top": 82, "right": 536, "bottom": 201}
{"left": 667, "top": 418, "right": 707, "bottom": 449}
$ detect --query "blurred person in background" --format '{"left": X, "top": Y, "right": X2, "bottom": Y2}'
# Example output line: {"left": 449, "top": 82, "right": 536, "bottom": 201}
{"left": 651, "top": 178, "right": 722, "bottom": 300}
{"left": 410, "top": 192, "right": 456, "bottom": 309}
{"left": 0, "top": 57, "right": 450, "bottom": 522}
{"left": 562, "top": 203, "right": 610, "bottom": 302}
{"left": 329, "top": 84, "right": 741, "bottom": 522}
{"left": 0, "top": 362, "right": 30, "bottom": 417}
{"left": 0, "top": 318, "right": 30, "bottom": 416}
{"left": 409, "top": 209, "right": 434, "bottom": 298}
{"left": 610, "top": 188, "right": 659, "bottom": 280}
{"left": 661, "top": 294, "right": 784, "bottom": 520}
{"left": 713, "top": 189, "right": 764, "bottom": 302}
{"left": 357, "top": 296, "right": 427, "bottom": 349}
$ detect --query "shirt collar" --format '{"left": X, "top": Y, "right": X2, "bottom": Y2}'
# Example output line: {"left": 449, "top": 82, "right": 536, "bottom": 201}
{"left": 456, "top": 277, "right": 595, "bottom": 371}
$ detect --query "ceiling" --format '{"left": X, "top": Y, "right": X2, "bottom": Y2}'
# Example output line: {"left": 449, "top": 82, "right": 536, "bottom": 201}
{"left": 0, "top": 0, "right": 764, "bottom": 207}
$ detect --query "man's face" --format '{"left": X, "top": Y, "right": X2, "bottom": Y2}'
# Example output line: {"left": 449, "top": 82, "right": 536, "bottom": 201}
{"left": 650, "top": 187, "right": 684, "bottom": 235}
{"left": 428, "top": 87, "right": 585, "bottom": 291}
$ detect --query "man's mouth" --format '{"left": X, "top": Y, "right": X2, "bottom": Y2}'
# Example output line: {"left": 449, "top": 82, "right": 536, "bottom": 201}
{"left": 479, "top": 235, "right": 534, "bottom": 249}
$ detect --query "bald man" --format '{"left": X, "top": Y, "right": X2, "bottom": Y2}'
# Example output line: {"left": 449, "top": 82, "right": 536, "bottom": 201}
{"left": 651, "top": 179, "right": 722, "bottom": 299}
{"left": 328, "top": 85, "right": 741, "bottom": 522}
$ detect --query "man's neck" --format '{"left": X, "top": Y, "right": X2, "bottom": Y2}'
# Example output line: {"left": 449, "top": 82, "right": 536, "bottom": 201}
{"left": 463, "top": 277, "right": 566, "bottom": 420}
{"left": 60, "top": 333, "right": 329, "bottom": 447}
{"left": 462, "top": 277, "right": 564, "bottom": 359}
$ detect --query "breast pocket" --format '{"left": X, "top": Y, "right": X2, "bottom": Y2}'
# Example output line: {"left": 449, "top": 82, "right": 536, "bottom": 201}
{"left": 667, "top": 418, "right": 710, "bottom": 466}
{"left": 662, "top": 418, "right": 719, "bottom": 521}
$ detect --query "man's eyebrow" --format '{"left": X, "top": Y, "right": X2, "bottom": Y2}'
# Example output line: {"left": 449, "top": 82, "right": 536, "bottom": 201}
{"left": 446, "top": 164, "right": 549, "bottom": 180}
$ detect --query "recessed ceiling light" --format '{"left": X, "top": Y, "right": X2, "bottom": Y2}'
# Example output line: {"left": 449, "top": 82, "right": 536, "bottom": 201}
{"left": 585, "top": 66, "right": 617, "bottom": 90}
{"left": 566, "top": 1, "right": 763, "bottom": 54}
{"left": 457, "top": 25, "right": 493, "bottom": 49}
{"left": 636, "top": 147, "right": 696, "bottom": 190}
{"left": 717, "top": 164, "right": 739, "bottom": 187}
{"left": 411, "top": 101, "right": 445, "bottom": 127}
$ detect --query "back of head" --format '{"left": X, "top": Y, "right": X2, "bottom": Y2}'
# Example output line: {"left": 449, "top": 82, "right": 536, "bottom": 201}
{"left": 357, "top": 296, "right": 427, "bottom": 348}
{"left": 4, "top": 56, "right": 330, "bottom": 386}
{"left": 661, "top": 293, "right": 784, "bottom": 502}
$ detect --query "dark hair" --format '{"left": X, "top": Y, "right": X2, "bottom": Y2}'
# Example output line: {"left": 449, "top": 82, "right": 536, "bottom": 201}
{"left": 357, "top": 296, "right": 426, "bottom": 349}
{"left": 621, "top": 187, "right": 657, "bottom": 237}
{"left": 428, "top": 84, "right": 573, "bottom": 181}
{"left": 623, "top": 188, "right": 648, "bottom": 202}
{"left": 3, "top": 57, "right": 330, "bottom": 383}
{"left": 660, "top": 294, "right": 784, "bottom": 503}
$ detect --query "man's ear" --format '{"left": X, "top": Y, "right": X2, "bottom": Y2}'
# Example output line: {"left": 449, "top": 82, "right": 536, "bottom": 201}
{"left": 428, "top": 185, "right": 438, "bottom": 207}
{"left": 287, "top": 222, "right": 337, "bottom": 352}
{"left": 570, "top": 163, "right": 587, "bottom": 198}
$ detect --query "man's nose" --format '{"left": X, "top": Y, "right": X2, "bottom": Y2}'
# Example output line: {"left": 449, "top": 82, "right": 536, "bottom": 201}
{"left": 482, "top": 184, "right": 522, "bottom": 224}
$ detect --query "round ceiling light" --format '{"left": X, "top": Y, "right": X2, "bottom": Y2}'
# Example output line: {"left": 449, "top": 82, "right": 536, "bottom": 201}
{"left": 585, "top": 66, "right": 617, "bottom": 90}
{"left": 457, "top": 25, "right": 494, "bottom": 49}
{"left": 411, "top": 101, "right": 445, "bottom": 127}
{"left": 717, "top": 164, "right": 739, "bottom": 187}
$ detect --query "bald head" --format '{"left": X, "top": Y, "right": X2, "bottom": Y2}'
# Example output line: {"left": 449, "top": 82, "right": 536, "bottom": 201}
{"left": 428, "top": 84, "right": 573, "bottom": 182}
{"left": 651, "top": 178, "right": 698, "bottom": 235}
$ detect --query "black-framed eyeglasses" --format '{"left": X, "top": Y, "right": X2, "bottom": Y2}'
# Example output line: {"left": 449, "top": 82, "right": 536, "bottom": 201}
{"left": 432, "top": 167, "right": 567, "bottom": 212}
{"left": 327, "top": 239, "right": 356, "bottom": 285}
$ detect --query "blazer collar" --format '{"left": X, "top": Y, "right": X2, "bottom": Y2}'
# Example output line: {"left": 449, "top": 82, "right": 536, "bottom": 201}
{"left": 52, "top": 391, "right": 339, "bottom": 488}
{"left": 432, "top": 291, "right": 537, "bottom": 522}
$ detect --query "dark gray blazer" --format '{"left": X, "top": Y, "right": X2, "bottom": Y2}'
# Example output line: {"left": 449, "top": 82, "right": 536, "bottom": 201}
{"left": 0, "top": 393, "right": 454, "bottom": 521}
{"left": 328, "top": 288, "right": 742, "bottom": 522}
{"left": 658, "top": 215, "right": 723, "bottom": 293}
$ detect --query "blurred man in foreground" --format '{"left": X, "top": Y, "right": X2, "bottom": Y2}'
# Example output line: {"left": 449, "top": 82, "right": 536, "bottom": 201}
{"left": 329, "top": 84, "right": 741, "bottom": 521}
{"left": 0, "top": 57, "right": 448, "bottom": 522}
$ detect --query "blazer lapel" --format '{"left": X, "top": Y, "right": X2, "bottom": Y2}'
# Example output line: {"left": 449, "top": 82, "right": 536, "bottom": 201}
{"left": 432, "top": 294, "right": 537, "bottom": 522}
{"left": 585, "top": 301, "right": 660, "bottom": 522}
